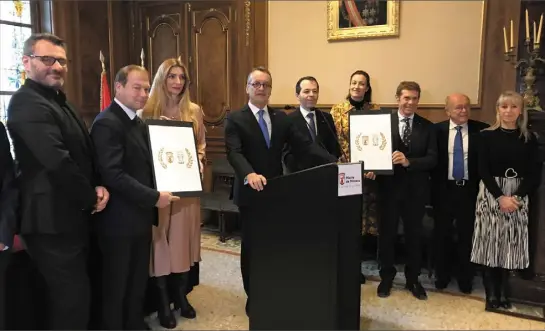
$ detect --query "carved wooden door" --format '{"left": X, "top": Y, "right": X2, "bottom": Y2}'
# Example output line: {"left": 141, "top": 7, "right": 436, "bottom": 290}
{"left": 187, "top": 1, "right": 239, "bottom": 157}
{"left": 140, "top": 2, "right": 187, "bottom": 76}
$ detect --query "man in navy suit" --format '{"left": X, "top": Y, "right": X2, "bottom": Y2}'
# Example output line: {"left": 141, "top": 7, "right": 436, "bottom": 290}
{"left": 224, "top": 67, "right": 336, "bottom": 316}
{"left": 431, "top": 93, "right": 489, "bottom": 293}
{"left": 283, "top": 76, "right": 341, "bottom": 173}
{"left": 0, "top": 122, "right": 18, "bottom": 330}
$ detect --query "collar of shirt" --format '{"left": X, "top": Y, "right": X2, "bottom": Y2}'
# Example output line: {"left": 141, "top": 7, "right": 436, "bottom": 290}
{"left": 449, "top": 119, "right": 468, "bottom": 131}
{"left": 115, "top": 98, "right": 137, "bottom": 120}
{"left": 398, "top": 110, "right": 415, "bottom": 122}
{"left": 299, "top": 106, "right": 315, "bottom": 118}
{"left": 248, "top": 102, "right": 269, "bottom": 116}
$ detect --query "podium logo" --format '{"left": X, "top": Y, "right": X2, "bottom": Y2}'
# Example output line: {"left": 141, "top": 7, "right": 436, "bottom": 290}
{"left": 339, "top": 173, "right": 345, "bottom": 185}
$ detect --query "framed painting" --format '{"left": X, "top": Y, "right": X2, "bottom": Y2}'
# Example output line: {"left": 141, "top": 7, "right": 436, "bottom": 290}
{"left": 327, "top": 0, "right": 400, "bottom": 41}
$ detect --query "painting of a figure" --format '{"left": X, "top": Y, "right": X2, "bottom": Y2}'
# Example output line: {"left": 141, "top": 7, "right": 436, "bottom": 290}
{"left": 338, "top": 0, "right": 388, "bottom": 28}
{"left": 327, "top": 0, "right": 400, "bottom": 41}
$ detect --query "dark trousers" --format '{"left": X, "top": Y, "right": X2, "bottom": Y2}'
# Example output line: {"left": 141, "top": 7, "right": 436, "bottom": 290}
{"left": 98, "top": 233, "right": 151, "bottom": 330}
{"left": 0, "top": 251, "right": 10, "bottom": 330}
{"left": 378, "top": 186, "right": 426, "bottom": 284}
{"left": 23, "top": 233, "right": 90, "bottom": 330}
{"left": 434, "top": 181, "right": 477, "bottom": 284}
{"left": 240, "top": 207, "right": 251, "bottom": 297}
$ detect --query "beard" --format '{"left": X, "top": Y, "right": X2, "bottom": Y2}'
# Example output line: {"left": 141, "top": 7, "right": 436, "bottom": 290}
{"left": 30, "top": 62, "right": 64, "bottom": 90}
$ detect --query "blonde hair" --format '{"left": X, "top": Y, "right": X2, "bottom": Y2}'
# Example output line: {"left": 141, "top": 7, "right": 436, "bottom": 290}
{"left": 486, "top": 90, "right": 530, "bottom": 142}
{"left": 142, "top": 58, "right": 201, "bottom": 131}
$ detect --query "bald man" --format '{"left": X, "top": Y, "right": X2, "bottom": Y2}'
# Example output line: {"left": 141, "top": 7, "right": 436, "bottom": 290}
{"left": 431, "top": 93, "right": 488, "bottom": 294}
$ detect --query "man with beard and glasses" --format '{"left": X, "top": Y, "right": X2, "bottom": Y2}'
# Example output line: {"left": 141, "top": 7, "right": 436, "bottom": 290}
{"left": 6, "top": 33, "right": 109, "bottom": 330}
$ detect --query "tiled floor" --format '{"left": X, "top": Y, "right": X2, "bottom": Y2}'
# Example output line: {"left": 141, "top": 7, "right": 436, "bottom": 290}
{"left": 147, "top": 239, "right": 545, "bottom": 330}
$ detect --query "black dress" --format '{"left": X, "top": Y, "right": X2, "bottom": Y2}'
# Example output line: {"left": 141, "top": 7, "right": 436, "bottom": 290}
{"left": 471, "top": 128, "right": 540, "bottom": 269}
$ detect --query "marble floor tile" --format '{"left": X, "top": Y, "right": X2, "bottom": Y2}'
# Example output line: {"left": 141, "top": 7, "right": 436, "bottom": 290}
{"left": 147, "top": 246, "right": 544, "bottom": 330}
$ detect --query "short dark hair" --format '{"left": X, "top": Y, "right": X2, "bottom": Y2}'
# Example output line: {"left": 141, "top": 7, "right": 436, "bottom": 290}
{"left": 23, "top": 33, "right": 66, "bottom": 56}
{"left": 247, "top": 66, "right": 272, "bottom": 85}
{"left": 396, "top": 81, "right": 421, "bottom": 98}
{"left": 295, "top": 76, "right": 319, "bottom": 95}
{"left": 114, "top": 65, "right": 148, "bottom": 87}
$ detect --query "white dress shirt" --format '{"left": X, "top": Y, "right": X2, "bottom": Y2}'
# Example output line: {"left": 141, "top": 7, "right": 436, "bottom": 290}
{"left": 248, "top": 102, "right": 271, "bottom": 139}
{"left": 448, "top": 120, "right": 469, "bottom": 180}
{"left": 398, "top": 111, "right": 414, "bottom": 138}
{"left": 299, "top": 106, "right": 317, "bottom": 135}
{"left": 115, "top": 98, "right": 137, "bottom": 120}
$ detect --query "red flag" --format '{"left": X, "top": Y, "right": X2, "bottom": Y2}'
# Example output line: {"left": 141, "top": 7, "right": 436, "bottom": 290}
{"left": 99, "top": 51, "right": 111, "bottom": 111}
{"left": 100, "top": 70, "right": 111, "bottom": 111}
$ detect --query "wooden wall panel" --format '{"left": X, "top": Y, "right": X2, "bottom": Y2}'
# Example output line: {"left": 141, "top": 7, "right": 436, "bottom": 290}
{"left": 78, "top": 1, "right": 110, "bottom": 120}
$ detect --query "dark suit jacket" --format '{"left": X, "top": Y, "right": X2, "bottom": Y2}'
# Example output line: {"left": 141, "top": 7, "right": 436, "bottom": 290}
{"left": 431, "top": 119, "right": 489, "bottom": 206}
{"left": 90, "top": 101, "right": 159, "bottom": 236}
{"left": 377, "top": 110, "right": 438, "bottom": 203}
{"left": 7, "top": 79, "right": 98, "bottom": 235}
{"left": 0, "top": 123, "right": 18, "bottom": 248}
{"left": 283, "top": 107, "right": 341, "bottom": 173}
{"left": 224, "top": 104, "right": 337, "bottom": 206}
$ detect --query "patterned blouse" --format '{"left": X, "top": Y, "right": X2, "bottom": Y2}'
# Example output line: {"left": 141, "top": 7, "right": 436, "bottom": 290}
{"left": 329, "top": 100, "right": 380, "bottom": 162}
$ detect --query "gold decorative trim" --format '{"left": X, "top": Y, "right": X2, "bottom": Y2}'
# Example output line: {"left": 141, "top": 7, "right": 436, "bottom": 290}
{"left": 244, "top": 0, "right": 251, "bottom": 46}
{"left": 327, "top": 0, "right": 400, "bottom": 41}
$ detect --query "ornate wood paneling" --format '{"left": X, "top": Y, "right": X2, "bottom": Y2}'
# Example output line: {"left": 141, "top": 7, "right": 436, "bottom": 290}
{"left": 142, "top": 3, "right": 183, "bottom": 76}
{"left": 190, "top": 4, "right": 232, "bottom": 126}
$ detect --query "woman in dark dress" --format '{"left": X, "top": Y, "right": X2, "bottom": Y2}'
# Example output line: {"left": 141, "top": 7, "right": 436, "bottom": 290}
{"left": 471, "top": 91, "right": 540, "bottom": 310}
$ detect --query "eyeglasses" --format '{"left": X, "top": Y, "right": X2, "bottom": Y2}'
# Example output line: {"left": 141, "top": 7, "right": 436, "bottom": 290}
{"left": 249, "top": 82, "right": 271, "bottom": 89}
{"left": 29, "top": 55, "right": 68, "bottom": 67}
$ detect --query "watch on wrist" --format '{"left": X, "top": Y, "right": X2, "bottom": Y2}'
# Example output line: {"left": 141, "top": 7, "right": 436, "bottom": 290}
{"left": 513, "top": 195, "right": 522, "bottom": 202}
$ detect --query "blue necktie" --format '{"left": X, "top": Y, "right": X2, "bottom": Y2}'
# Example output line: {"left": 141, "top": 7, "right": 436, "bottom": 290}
{"left": 307, "top": 112, "right": 316, "bottom": 141}
{"left": 258, "top": 109, "right": 270, "bottom": 148}
{"left": 452, "top": 125, "right": 464, "bottom": 180}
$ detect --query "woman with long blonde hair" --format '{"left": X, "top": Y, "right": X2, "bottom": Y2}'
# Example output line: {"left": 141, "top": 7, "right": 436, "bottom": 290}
{"left": 142, "top": 58, "right": 206, "bottom": 328}
{"left": 470, "top": 91, "right": 540, "bottom": 311}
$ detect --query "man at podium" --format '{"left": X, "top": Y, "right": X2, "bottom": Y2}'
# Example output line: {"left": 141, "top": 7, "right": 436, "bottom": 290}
{"left": 224, "top": 67, "right": 337, "bottom": 317}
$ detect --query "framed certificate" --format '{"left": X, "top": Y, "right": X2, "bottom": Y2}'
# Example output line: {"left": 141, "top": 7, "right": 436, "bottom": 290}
{"left": 348, "top": 108, "right": 394, "bottom": 174}
{"left": 145, "top": 120, "right": 203, "bottom": 197}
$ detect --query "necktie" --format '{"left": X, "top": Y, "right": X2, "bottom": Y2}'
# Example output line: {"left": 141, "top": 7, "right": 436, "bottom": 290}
{"left": 452, "top": 125, "right": 464, "bottom": 180}
{"left": 258, "top": 109, "right": 270, "bottom": 148}
{"left": 402, "top": 117, "right": 411, "bottom": 146}
{"left": 307, "top": 112, "right": 316, "bottom": 141}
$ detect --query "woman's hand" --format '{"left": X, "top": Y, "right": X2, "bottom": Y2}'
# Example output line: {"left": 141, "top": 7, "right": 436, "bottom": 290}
{"left": 498, "top": 196, "right": 520, "bottom": 213}
{"left": 159, "top": 115, "right": 176, "bottom": 121}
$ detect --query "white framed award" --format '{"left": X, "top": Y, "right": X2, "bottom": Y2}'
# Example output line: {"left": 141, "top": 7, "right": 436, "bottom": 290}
{"left": 145, "top": 120, "right": 203, "bottom": 197}
{"left": 348, "top": 109, "right": 394, "bottom": 174}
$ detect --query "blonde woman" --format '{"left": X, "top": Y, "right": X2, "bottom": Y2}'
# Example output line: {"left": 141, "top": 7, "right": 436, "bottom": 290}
{"left": 142, "top": 58, "right": 206, "bottom": 328}
{"left": 330, "top": 70, "right": 379, "bottom": 284}
{"left": 471, "top": 91, "right": 540, "bottom": 311}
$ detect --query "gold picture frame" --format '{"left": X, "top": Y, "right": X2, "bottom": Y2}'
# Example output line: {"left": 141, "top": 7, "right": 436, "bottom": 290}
{"left": 327, "top": 0, "right": 400, "bottom": 41}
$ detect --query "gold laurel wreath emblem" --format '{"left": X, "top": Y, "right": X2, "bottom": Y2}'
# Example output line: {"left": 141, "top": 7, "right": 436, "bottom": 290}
{"left": 355, "top": 133, "right": 362, "bottom": 151}
{"left": 185, "top": 148, "right": 194, "bottom": 169}
{"left": 379, "top": 132, "right": 387, "bottom": 151}
{"left": 158, "top": 147, "right": 167, "bottom": 169}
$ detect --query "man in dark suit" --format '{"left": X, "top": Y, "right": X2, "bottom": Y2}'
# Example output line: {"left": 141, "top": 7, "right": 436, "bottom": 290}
{"left": 90, "top": 65, "right": 178, "bottom": 330}
{"left": 375, "top": 81, "right": 437, "bottom": 300}
{"left": 6, "top": 33, "right": 109, "bottom": 330}
{"left": 283, "top": 76, "right": 341, "bottom": 173}
{"left": 431, "top": 93, "right": 489, "bottom": 294}
{"left": 0, "top": 121, "right": 18, "bottom": 331}
{"left": 224, "top": 67, "right": 336, "bottom": 316}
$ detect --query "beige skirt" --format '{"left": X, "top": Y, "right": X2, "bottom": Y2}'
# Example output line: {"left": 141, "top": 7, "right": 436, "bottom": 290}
{"left": 150, "top": 197, "right": 202, "bottom": 277}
